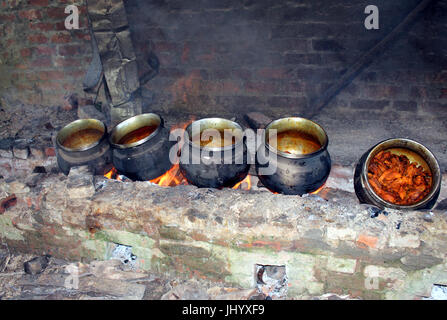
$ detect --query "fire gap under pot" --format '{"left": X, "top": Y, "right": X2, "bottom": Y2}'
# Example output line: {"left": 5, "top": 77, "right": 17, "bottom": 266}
{"left": 354, "top": 138, "right": 441, "bottom": 210}
{"left": 179, "top": 118, "right": 250, "bottom": 188}
{"left": 255, "top": 117, "right": 331, "bottom": 195}
{"left": 55, "top": 118, "right": 112, "bottom": 175}
{"left": 109, "top": 113, "right": 175, "bottom": 181}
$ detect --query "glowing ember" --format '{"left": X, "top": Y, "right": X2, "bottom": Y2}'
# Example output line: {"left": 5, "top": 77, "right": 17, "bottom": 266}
{"left": 232, "top": 175, "right": 252, "bottom": 190}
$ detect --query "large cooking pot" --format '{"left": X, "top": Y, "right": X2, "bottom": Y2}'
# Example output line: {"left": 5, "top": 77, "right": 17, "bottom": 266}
{"left": 109, "top": 113, "right": 174, "bottom": 181}
{"left": 255, "top": 117, "right": 331, "bottom": 195}
{"left": 354, "top": 138, "right": 441, "bottom": 210}
{"left": 179, "top": 118, "right": 250, "bottom": 188}
{"left": 55, "top": 118, "right": 112, "bottom": 175}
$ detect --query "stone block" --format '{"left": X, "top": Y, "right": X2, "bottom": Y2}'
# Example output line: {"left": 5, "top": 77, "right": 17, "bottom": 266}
{"left": 13, "top": 145, "right": 29, "bottom": 160}
{"left": 389, "top": 233, "right": 420, "bottom": 249}
{"left": 363, "top": 265, "right": 407, "bottom": 280}
{"left": 326, "top": 256, "right": 357, "bottom": 274}
{"left": 326, "top": 227, "right": 357, "bottom": 241}
{"left": 66, "top": 166, "right": 95, "bottom": 199}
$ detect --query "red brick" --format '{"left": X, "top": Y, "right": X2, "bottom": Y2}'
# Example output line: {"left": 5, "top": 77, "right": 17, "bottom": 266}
{"left": 153, "top": 41, "right": 178, "bottom": 52}
{"left": 28, "top": 0, "right": 49, "bottom": 6}
{"left": 20, "top": 48, "right": 32, "bottom": 58}
{"left": 37, "top": 70, "right": 65, "bottom": 80}
{"left": 366, "top": 85, "right": 402, "bottom": 99}
{"left": 58, "top": 45, "right": 83, "bottom": 56}
{"left": 24, "top": 73, "right": 39, "bottom": 81}
{"left": 74, "top": 32, "right": 90, "bottom": 41}
{"left": 45, "top": 147, "right": 55, "bottom": 157}
{"left": 15, "top": 64, "right": 28, "bottom": 70}
{"left": 28, "top": 34, "right": 48, "bottom": 44}
{"left": 71, "top": 70, "right": 87, "bottom": 79}
{"left": 356, "top": 234, "right": 378, "bottom": 249}
{"left": 232, "top": 69, "right": 252, "bottom": 80}
{"left": 0, "top": 13, "right": 16, "bottom": 22}
{"left": 181, "top": 44, "right": 190, "bottom": 63}
{"left": 30, "top": 57, "right": 52, "bottom": 67}
{"left": 432, "top": 72, "right": 447, "bottom": 83}
{"left": 51, "top": 33, "right": 71, "bottom": 43}
{"left": 39, "top": 80, "right": 62, "bottom": 91}
{"left": 46, "top": 7, "right": 67, "bottom": 19}
{"left": 54, "top": 57, "right": 83, "bottom": 67}
{"left": 18, "top": 9, "right": 41, "bottom": 20}
{"left": 440, "top": 88, "right": 447, "bottom": 99}
{"left": 245, "top": 81, "right": 278, "bottom": 94}
{"left": 257, "top": 67, "right": 293, "bottom": 80}
{"left": 33, "top": 46, "right": 56, "bottom": 55}
{"left": 16, "top": 82, "right": 34, "bottom": 90}
{"left": 222, "top": 81, "right": 240, "bottom": 94}
{"left": 30, "top": 22, "right": 54, "bottom": 31}
{"left": 54, "top": 21, "right": 66, "bottom": 31}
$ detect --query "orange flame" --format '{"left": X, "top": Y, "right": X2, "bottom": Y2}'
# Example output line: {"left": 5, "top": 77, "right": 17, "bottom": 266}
{"left": 104, "top": 167, "right": 123, "bottom": 181}
{"left": 104, "top": 117, "right": 195, "bottom": 186}
{"left": 149, "top": 164, "right": 188, "bottom": 187}
{"left": 310, "top": 183, "right": 325, "bottom": 195}
{"left": 103, "top": 117, "right": 254, "bottom": 191}
{"left": 232, "top": 175, "right": 252, "bottom": 190}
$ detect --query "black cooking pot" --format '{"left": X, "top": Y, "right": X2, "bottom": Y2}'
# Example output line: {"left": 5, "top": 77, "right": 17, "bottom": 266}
{"left": 354, "top": 138, "right": 441, "bottom": 210}
{"left": 255, "top": 117, "right": 331, "bottom": 195}
{"left": 179, "top": 118, "right": 250, "bottom": 188}
{"left": 109, "top": 113, "right": 174, "bottom": 181}
{"left": 55, "top": 118, "right": 112, "bottom": 175}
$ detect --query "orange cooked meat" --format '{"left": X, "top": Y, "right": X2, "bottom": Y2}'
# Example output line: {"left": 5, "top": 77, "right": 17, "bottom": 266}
{"left": 367, "top": 151, "right": 432, "bottom": 205}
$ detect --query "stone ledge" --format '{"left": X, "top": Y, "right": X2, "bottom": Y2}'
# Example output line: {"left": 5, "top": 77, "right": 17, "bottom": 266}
{"left": 1, "top": 173, "right": 447, "bottom": 299}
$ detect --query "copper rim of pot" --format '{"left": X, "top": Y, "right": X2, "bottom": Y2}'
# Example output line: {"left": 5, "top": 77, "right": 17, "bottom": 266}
{"left": 361, "top": 138, "right": 442, "bottom": 210}
{"left": 109, "top": 113, "right": 162, "bottom": 149}
{"left": 183, "top": 117, "right": 245, "bottom": 152}
{"left": 56, "top": 118, "right": 107, "bottom": 152}
{"left": 263, "top": 117, "right": 329, "bottom": 159}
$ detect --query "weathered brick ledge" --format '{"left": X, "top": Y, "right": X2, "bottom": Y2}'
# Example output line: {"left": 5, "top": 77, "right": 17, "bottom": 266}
{"left": 1, "top": 168, "right": 447, "bottom": 300}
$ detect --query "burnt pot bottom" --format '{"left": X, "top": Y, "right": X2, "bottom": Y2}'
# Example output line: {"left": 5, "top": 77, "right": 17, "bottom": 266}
{"left": 256, "top": 149, "right": 331, "bottom": 195}
{"left": 112, "top": 136, "right": 175, "bottom": 181}
{"left": 114, "top": 152, "right": 173, "bottom": 181}
{"left": 56, "top": 139, "right": 112, "bottom": 175}
{"left": 179, "top": 138, "right": 250, "bottom": 188}
{"left": 179, "top": 163, "right": 250, "bottom": 188}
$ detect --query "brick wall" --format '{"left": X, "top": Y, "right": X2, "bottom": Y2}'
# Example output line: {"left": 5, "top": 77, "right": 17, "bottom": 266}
{"left": 125, "top": 0, "right": 447, "bottom": 118}
{"left": 0, "top": 0, "right": 90, "bottom": 107}
{"left": 0, "top": 0, "right": 446, "bottom": 118}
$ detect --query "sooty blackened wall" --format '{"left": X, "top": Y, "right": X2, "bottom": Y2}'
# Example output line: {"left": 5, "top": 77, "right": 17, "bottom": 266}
{"left": 0, "top": 0, "right": 446, "bottom": 118}
{"left": 124, "top": 0, "right": 447, "bottom": 120}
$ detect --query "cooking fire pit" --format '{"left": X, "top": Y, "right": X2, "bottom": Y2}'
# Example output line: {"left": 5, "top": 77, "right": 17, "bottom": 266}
{"left": 1, "top": 0, "right": 447, "bottom": 301}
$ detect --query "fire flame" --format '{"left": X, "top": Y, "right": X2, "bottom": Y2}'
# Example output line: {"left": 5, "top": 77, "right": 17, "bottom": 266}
{"left": 149, "top": 164, "right": 188, "bottom": 187}
{"left": 104, "top": 167, "right": 123, "bottom": 181}
{"left": 310, "top": 183, "right": 325, "bottom": 195}
{"left": 102, "top": 117, "right": 248, "bottom": 190}
{"left": 232, "top": 175, "right": 252, "bottom": 190}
